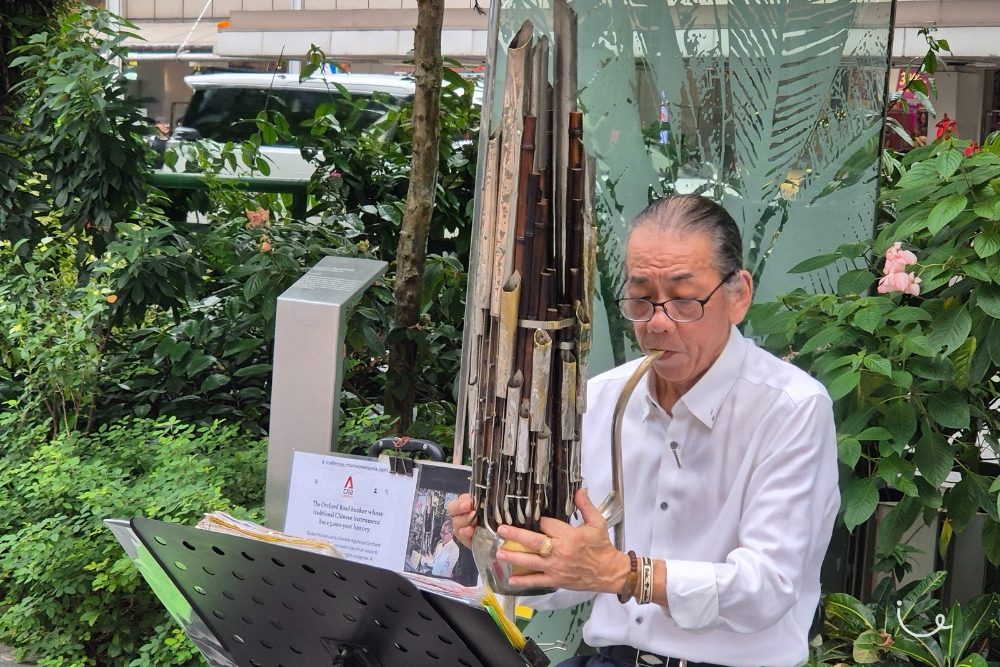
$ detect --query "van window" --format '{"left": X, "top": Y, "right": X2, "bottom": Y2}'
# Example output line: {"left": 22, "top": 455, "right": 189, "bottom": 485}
{"left": 180, "top": 87, "right": 400, "bottom": 145}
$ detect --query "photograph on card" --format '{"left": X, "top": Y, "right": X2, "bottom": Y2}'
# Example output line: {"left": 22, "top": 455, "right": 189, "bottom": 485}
{"left": 404, "top": 463, "right": 478, "bottom": 586}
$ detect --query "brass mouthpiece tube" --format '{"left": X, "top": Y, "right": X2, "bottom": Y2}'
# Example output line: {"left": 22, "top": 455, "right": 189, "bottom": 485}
{"left": 607, "top": 349, "right": 664, "bottom": 551}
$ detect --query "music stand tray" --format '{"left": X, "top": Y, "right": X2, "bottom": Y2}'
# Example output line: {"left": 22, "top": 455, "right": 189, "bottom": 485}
{"left": 127, "top": 517, "right": 529, "bottom": 667}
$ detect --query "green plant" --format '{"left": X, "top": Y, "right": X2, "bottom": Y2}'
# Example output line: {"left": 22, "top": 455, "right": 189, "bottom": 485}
{"left": 811, "top": 572, "right": 996, "bottom": 666}
{"left": 0, "top": 414, "right": 266, "bottom": 667}
{"left": 5, "top": 6, "right": 150, "bottom": 259}
{"left": 747, "top": 135, "right": 1000, "bottom": 566}
{"left": 0, "top": 235, "right": 112, "bottom": 436}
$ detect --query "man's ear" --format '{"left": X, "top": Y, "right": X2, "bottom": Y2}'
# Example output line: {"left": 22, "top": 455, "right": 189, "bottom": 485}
{"left": 728, "top": 269, "right": 753, "bottom": 324}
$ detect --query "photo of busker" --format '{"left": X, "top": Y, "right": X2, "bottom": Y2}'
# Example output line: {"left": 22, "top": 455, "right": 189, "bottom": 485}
{"left": 405, "top": 466, "right": 478, "bottom": 586}
{"left": 405, "top": 490, "right": 460, "bottom": 577}
{"left": 450, "top": 194, "right": 839, "bottom": 667}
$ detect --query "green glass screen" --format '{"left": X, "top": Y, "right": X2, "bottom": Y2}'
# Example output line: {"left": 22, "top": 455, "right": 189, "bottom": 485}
{"left": 475, "top": 0, "right": 894, "bottom": 375}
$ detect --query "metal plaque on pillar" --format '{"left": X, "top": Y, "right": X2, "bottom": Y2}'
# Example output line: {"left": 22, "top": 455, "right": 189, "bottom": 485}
{"left": 265, "top": 256, "right": 387, "bottom": 529}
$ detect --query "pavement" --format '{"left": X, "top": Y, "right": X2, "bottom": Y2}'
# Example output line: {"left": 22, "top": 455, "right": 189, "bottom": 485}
{"left": 0, "top": 646, "right": 29, "bottom": 665}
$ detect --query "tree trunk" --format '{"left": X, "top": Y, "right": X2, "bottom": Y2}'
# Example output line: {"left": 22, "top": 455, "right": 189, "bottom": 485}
{"left": 386, "top": 0, "right": 444, "bottom": 435}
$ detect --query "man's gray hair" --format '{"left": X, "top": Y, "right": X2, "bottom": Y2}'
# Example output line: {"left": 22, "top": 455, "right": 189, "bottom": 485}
{"left": 628, "top": 194, "right": 744, "bottom": 288}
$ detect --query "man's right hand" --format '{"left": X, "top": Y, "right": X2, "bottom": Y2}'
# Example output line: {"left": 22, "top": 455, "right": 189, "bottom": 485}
{"left": 446, "top": 494, "right": 477, "bottom": 549}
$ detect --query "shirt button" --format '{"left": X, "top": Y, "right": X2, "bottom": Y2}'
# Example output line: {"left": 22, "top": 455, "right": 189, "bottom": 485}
{"left": 635, "top": 616, "right": 643, "bottom": 625}
{"left": 660, "top": 501, "right": 668, "bottom": 510}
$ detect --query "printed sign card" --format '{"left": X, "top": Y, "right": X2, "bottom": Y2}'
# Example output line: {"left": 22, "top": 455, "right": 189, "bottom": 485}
{"left": 283, "top": 452, "right": 477, "bottom": 587}
{"left": 283, "top": 453, "right": 416, "bottom": 571}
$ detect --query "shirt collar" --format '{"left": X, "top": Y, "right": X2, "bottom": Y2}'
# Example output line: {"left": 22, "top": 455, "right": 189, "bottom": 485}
{"left": 642, "top": 325, "right": 748, "bottom": 428}
{"left": 679, "top": 325, "right": 748, "bottom": 428}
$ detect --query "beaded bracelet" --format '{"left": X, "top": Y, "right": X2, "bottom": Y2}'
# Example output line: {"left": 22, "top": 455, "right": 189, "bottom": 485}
{"left": 617, "top": 551, "right": 638, "bottom": 603}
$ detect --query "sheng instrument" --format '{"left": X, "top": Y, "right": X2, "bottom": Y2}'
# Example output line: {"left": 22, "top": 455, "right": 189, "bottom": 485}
{"left": 463, "top": 4, "right": 661, "bottom": 595}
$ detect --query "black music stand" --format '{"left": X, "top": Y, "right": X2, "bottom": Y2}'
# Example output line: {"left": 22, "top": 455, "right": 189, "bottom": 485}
{"left": 130, "top": 517, "right": 528, "bottom": 667}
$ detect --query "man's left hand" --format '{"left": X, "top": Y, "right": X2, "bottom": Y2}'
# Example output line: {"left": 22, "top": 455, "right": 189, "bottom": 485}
{"left": 497, "top": 488, "right": 630, "bottom": 594}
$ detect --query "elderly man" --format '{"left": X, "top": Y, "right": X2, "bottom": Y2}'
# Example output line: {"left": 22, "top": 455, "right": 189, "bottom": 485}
{"left": 422, "top": 518, "right": 461, "bottom": 578}
{"left": 449, "top": 194, "right": 839, "bottom": 667}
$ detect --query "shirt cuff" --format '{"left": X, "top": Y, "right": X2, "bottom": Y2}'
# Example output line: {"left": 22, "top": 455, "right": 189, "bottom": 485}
{"left": 665, "top": 559, "right": 719, "bottom": 631}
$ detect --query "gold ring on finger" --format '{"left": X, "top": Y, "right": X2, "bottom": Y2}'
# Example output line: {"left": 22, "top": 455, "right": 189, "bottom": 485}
{"left": 539, "top": 537, "right": 554, "bottom": 557}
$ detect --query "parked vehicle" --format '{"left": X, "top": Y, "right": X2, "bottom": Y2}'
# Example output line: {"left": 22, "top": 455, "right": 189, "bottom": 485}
{"left": 164, "top": 72, "right": 416, "bottom": 179}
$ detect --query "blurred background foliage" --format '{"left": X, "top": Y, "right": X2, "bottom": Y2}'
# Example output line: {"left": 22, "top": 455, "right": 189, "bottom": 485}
{"left": 0, "top": 4, "right": 475, "bottom": 666}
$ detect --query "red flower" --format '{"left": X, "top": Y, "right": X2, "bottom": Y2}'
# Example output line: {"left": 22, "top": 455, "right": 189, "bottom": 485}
{"left": 935, "top": 113, "right": 958, "bottom": 139}
{"left": 965, "top": 142, "right": 979, "bottom": 157}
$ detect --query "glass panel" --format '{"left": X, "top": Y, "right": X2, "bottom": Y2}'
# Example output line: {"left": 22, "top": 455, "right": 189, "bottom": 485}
{"left": 477, "top": 0, "right": 893, "bottom": 374}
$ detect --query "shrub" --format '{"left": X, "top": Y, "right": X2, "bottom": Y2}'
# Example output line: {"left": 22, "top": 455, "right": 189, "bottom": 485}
{"left": 0, "top": 414, "right": 266, "bottom": 667}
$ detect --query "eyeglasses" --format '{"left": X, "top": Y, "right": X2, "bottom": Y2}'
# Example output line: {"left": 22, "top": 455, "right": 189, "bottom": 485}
{"left": 617, "top": 271, "right": 736, "bottom": 323}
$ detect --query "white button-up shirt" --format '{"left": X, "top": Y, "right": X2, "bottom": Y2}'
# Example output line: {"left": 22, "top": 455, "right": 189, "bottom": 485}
{"left": 529, "top": 326, "right": 839, "bottom": 667}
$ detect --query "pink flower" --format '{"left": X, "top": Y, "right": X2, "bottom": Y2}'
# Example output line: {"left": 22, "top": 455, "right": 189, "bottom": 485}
{"left": 245, "top": 207, "right": 270, "bottom": 228}
{"left": 877, "top": 271, "right": 921, "bottom": 296}
{"left": 884, "top": 242, "right": 918, "bottom": 275}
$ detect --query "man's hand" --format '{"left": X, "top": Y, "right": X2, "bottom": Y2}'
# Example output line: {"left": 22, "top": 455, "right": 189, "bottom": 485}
{"left": 496, "top": 488, "right": 631, "bottom": 594}
{"left": 446, "top": 494, "right": 477, "bottom": 549}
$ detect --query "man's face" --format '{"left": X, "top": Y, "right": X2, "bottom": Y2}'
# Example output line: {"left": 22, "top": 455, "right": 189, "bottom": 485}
{"left": 625, "top": 226, "right": 751, "bottom": 394}
{"left": 440, "top": 524, "right": 453, "bottom": 543}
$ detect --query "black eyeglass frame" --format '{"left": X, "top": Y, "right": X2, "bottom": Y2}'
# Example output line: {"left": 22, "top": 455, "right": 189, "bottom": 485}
{"left": 616, "top": 270, "right": 738, "bottom": 323}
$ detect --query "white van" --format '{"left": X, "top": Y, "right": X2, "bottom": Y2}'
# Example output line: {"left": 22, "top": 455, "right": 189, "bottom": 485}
{"left": 166, "top": 72, "right": 416, "bottom": 180}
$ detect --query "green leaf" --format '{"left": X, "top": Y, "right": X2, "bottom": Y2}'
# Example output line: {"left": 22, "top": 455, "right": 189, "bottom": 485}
{"left": 914, "top": 432, "right": 954, "bottom": 488}
{"left": 223, "top": 338, "right": 263, "bottom": 357}
{"left": 853, "top": 306, "right": 882, "bottom": 333}
{"left": 749, "top": 310, "right": 797, "bottom": 335}
{"left": 200, "top": 374, "right": 230, "bottom": 393}
{"left": 233, "top": 364, "right": 273, "bottom": 378}
{"left": 838, "top": 269, "right": 876, "bottom": 297}
{"left": 957, "top": 654, "right": 988, "bottom": 667}
{"left": 946, "top": 472, "right": 988, "bottom": 532}
{"left": 909, "top": 356, "right": 955, "bottom": 381}
{"left": 890, "top": 370, "right": 914, "bottom": 387}
{"left": 951, "top": 594, "right": 998, "bottom": 659}
{"left": 843, "top": 476, "right": 880, "bottom": 531}
{"left": 153, "top": 337, "right": 173, "bottom": 366}
{"left": 926, "top": 391, "right": 971, "bottom": 429}
{"left": 927, "top": 193, "right": 968, "bottom": 234}
{"left": 862, "top": 355, "right": 892, "bottom": 377}
{"left": 168, "top": 340, "right": 191, "bottom": 363}
{"left": 876, "top": 495, "right": 921, "bottom": 553}
{"left": 800, "top": 326, "right": 845, "bottom": 354}
{"left": 939, "top": 517, "right": 953, "bottom": 559}
{"left": 826, "top": 369, "right": 861, "bottom": 401}
{"left": 974, "top": 230, "right": 1000, "bottom": 258}
{"left": 927, "top": 306, "right": 972, "bottom": 356}
{"left": 892, "top": 209, "right": 931, "bottom": 240}
{"left": 887, "top": 306, "right": 931, "bottom": 324}
{"left": 852, "top": 630, "right": 881, "bottom": 664}
{"left": 900, "top": 570, "right": 948, "bottom": 620}
{"left": 904, "top": 334, "right": 937, "bottom": 357}
{"left": 885, "top": 398, "right": 917, "bottom": 446}
{"left": 825, "top": 592, "right": 876, "bottom": 630}
{"left": 183, "top": 350, "right": 214, "bottom": 377}
{"left": 951, "top": 336, "right": 976, "bottom": 387}
{"left": 983, "top": 518, "right": 1000, "bottom": 566}
{"left": 837, "top": 435, "right": 862, "bottom": 467}
{"left": 878, "top": 454, "right": 917, "bottom": 496}
{"left": 857, "top": 426, "right": 893, "bottom": 441}
{"left": 937, "top": 148, "right": 964, "bottom": 179}
{"left": 963, "top": 260, "right": 992, "bottom": 282}
{"left": 987, "top": 319, "right": 1000, "bottom": 364}
{"left": 973, "top": 199, "right": 1000, "bottom": 221}
{"left": 244, "top": 271, "right": 269, "bottom": 300}
{"left": 890, "top": 635, "right": 944, "bottom": 667}
{"left": 787, "top": 254, "right": 843, "bottom": 273}
{"left": 840, "top": 404, "right": 878, "bottom": 435}
{"left": 976, "top": 282, "right": 1000, "bottom": 317}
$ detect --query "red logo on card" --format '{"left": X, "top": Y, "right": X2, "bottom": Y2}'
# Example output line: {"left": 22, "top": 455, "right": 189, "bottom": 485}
{"left": 343, "top": 476, "right": 354, "bottom": 497}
